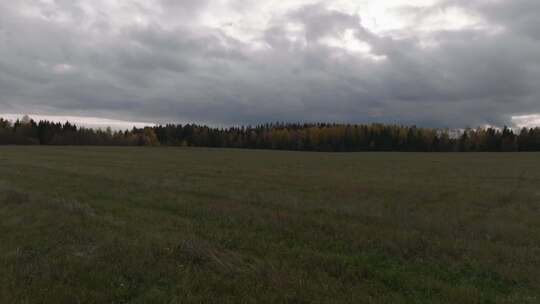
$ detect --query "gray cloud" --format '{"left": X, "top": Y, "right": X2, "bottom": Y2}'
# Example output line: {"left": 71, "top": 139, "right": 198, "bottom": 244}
{"left": 0, "top": 0, "right": 539, "bottom": 127}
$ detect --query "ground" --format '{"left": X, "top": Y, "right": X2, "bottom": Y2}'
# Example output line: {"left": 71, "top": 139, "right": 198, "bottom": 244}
{"left": 0, "top": 146, "right": 539, "bottom": 303}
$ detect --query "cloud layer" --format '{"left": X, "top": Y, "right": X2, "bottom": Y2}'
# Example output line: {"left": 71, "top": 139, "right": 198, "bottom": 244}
{"left": 1, "top": 0, "right": 539, "bottom": 127}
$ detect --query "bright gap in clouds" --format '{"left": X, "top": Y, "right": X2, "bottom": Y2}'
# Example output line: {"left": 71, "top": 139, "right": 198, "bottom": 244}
{"left": 0, "top": 114, "right": 154, "bottom": 130}
{"left": 198, "top": 0, "right": 490, "bottom": 54}
{"left": 512, "top": 115, "right": 540, "bottom": 129}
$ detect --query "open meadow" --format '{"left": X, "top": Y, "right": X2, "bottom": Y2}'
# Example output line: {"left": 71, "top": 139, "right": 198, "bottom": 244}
{"left": 1, "top": 146, "right": 539, "bottom": 303}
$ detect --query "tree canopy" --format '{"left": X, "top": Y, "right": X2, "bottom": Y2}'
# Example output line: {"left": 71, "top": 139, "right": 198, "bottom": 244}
{"left": 1, "top": 117, "right": 539, "bottom": 152}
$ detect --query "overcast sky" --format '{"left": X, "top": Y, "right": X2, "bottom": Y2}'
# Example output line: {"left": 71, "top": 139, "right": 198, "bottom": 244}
{"left": 1, "top": 0, "right": 539, "bottom": 128}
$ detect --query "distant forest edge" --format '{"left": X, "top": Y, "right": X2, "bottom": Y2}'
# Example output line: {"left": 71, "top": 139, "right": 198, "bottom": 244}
{"left": 1, "top": 116, "right": 540, "bottom": 152}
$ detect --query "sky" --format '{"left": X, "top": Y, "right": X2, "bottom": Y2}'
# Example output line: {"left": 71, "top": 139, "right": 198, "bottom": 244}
{"left": 1, "top": 0, "right": 539, "bottom": 129}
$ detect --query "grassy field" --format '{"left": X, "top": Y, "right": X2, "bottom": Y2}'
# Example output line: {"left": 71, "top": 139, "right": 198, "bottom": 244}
{"left": 0, "top": 147, "right": 539, "bottom": 303}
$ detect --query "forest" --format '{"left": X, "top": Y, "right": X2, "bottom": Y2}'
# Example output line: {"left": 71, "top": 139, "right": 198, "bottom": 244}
{"left": 1, "top": 116, "right": 540, "bottom": 152}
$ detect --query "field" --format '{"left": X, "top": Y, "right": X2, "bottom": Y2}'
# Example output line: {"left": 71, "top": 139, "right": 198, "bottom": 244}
{"left": 0, "top": 147, "right": 539, "bottom": 303}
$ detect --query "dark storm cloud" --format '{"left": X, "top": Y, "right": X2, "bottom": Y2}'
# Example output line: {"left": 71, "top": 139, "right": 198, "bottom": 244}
{"left": 0, "top": 0, "right": 539, "bottom": 127}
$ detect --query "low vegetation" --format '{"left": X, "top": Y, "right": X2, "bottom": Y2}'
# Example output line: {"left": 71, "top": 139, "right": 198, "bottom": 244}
{"left": 1, "top": 146, "right": 539, "bottom": 303}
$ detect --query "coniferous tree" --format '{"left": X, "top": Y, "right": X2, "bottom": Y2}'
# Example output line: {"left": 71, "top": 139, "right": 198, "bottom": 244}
{"left": 1, "top": 116, "right": 540, "bottom": 152}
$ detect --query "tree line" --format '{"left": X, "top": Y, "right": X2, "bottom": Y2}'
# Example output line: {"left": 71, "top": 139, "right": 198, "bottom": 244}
{"left": 1, "top": 116, "right": 540, "bottom": 152}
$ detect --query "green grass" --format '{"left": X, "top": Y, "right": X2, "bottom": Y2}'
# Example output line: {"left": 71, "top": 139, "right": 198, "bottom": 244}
{"left": 0, "top": 146, "right": 539, "bottom": 303}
